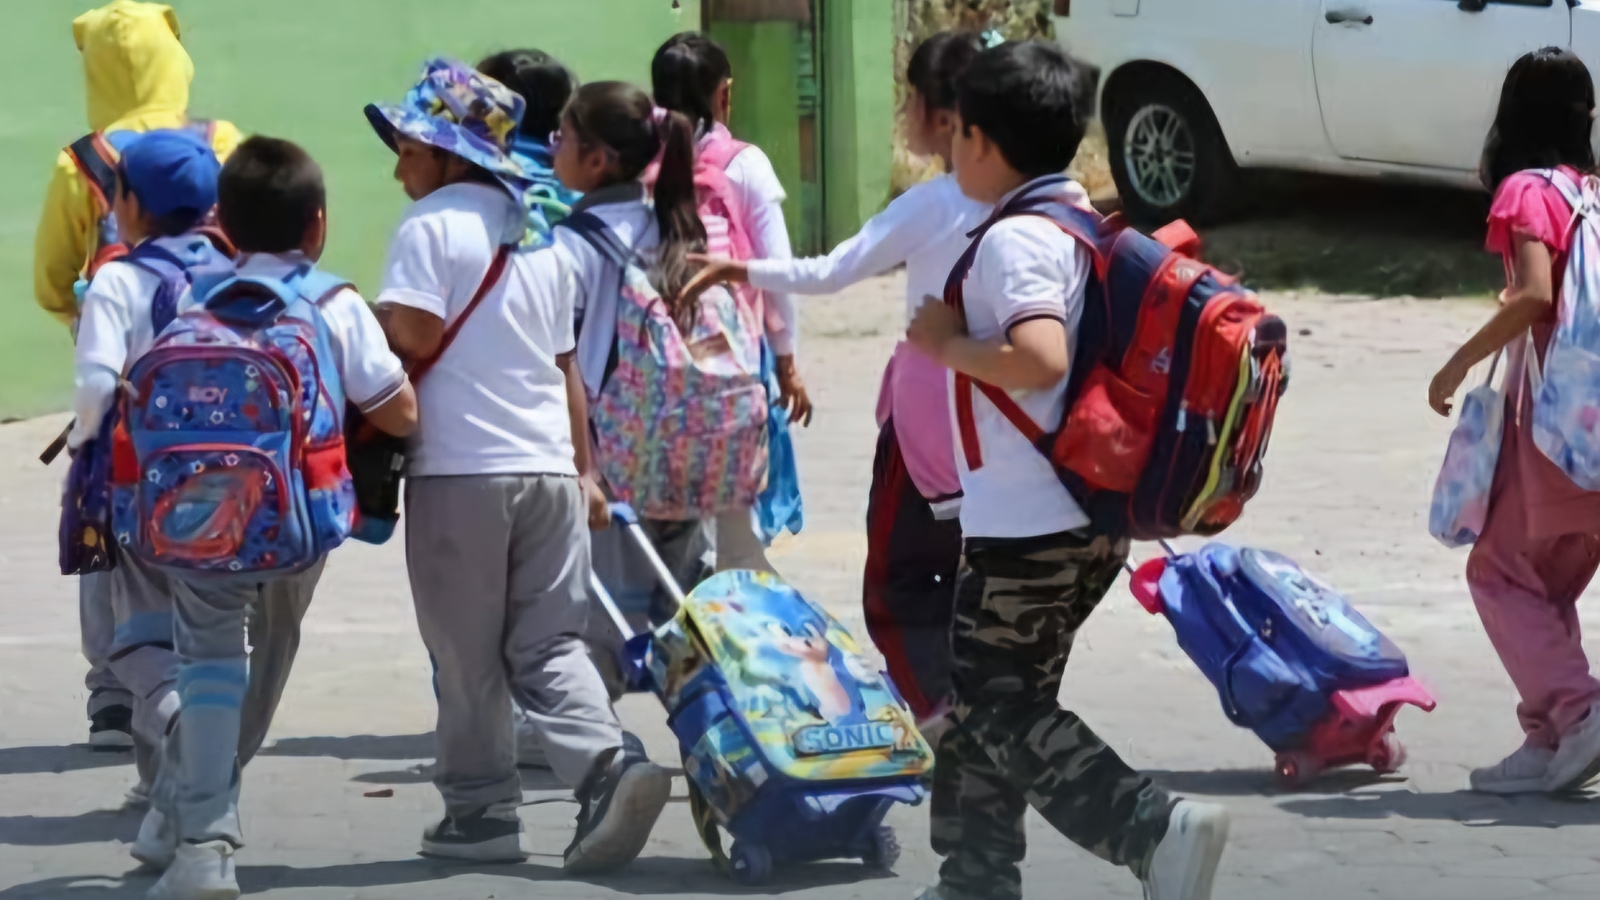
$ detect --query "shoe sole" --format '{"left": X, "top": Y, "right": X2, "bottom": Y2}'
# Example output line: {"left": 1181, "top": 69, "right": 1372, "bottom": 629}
{"left": 1470, "top": 776, "right": 1547, "bottom": 795}
{"left": 1547, "top": 749, "right": 1600, "bottom": 794}
{"left": 90, "top": 731, "right": 134, "bottom": 751}
{"left": 420, "top": 833, "right": 528, "bottom": 863}
{"left": 147, "top": 885, "right": 238, "bottom": 900}
{"left": 130, "top": 845, "right": 175, "bottom": 872}
{"left": 563, "top": 763, "right": 671, "bottom": 875}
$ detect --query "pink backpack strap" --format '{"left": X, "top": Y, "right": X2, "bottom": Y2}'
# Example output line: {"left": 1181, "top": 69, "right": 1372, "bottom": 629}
{"left": 697, "top": 124, "right": 750, "bottom": 172}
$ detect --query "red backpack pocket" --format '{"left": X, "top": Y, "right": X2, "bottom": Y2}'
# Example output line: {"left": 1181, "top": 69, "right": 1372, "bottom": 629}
{"left": 1055, "top": 364, "right": 1161, "bottom": 493}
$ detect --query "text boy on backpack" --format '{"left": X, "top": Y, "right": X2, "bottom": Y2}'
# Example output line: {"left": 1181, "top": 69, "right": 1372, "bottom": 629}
{"left": 70, "top": 129, "right": 230, "bottom": 793}
{"left": 906, "top": 42, "right": 1229, "bottom": 900}
{"left": 128, "top": 135, "right": 417, "bottom": 900}
{"left": 367, "top": 60, "right": 671, "bottom": 870}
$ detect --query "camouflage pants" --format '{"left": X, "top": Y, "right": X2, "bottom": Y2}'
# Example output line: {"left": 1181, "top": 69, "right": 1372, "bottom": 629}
{"left": 930, "top": 529, "right": 1175, "bottom": 900}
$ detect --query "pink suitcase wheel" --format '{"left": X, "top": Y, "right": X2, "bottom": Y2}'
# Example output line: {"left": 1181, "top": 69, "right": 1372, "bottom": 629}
{"left": 1275, "top": 751, "right": 1319, "bottom": 789}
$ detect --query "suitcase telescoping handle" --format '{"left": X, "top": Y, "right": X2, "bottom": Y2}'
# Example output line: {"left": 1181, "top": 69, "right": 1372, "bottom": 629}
{"left": 610, "top": 502, "right": 688, "bottom": 611}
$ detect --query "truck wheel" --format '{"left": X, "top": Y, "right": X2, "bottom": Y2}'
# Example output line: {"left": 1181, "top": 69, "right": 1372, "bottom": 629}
{"left": 1105, "top": 70, "right": 1239, "bottom": 226}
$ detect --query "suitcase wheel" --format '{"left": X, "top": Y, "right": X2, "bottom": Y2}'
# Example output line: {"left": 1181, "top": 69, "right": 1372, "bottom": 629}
{"left": 1367, "top": 733, "right": 1406, "bottom": 775}
{"left": 862, "top": 825, "right": 901, "bottom": 870}
{"left": 730, "top": 840, "right": 772, "bottom": 885}
{"left": 1275, "top": 751, "right": 1319, "bottom": 789}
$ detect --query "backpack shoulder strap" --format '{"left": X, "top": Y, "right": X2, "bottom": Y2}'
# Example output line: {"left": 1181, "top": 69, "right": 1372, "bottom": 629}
{"left": 292, "top": 268, "right": 356, "bottom": 306}
{"left": 66, "top": 132, "right": 119, "bottom": 213}
{"left": 697, "top": 128, "right": 751, "bottom": 173}
{"left": 557, "top": 210, "right": 634, "bottom": 270}
{"left": 408, "top": 244, "right": 515, "bottom": 384}
{"left": 1538, "top": 168, "right": 1585, "bottom": 210}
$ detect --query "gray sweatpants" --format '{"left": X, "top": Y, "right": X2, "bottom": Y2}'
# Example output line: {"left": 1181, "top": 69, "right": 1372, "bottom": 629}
{"left": 150, "top": 560, "right": 326, "bottom": 845}
{"left": 110, "top": 554, "right": 320, "bottom": 787}
{"left": 81, "top": 571, "right": 132, "bottom": 716}
{"left": 407, "top": 474, "right": 622, "bottom": 817}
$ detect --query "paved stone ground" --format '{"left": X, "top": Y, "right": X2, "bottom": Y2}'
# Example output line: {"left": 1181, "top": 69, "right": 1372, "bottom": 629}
{"left": 3, "top": 275, "right": 1599, "bottom": 899}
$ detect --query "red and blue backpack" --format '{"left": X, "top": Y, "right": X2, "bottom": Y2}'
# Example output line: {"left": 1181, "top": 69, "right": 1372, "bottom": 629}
{"left": 110, "top": 264, "right": 358, "bottom": 575}
{"left": 945, "top": 177, "right": 1289, "bottom": 540}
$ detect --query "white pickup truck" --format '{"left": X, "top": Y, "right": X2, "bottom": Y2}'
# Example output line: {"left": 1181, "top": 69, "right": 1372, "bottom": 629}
{"left": 1057, "top": 0, "right": 1600, "bottom": 222}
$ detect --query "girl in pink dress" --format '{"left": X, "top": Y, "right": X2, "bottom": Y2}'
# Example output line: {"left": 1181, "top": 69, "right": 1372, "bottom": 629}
{"left": 1429, "top": 47, "right": 1600, "bottom": 795}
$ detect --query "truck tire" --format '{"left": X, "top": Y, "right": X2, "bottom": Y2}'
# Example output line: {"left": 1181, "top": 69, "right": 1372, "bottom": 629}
{"left": 1105, "top": 69, "right": 1239, "bottom": 226}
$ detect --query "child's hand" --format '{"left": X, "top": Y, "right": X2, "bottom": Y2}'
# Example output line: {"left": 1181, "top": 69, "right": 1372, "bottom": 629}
{"left": 775, "top": 354, "right": 814, "bottom": 427}
{"left": 580, "top": 474, "right": 610, "bottom": 531}
{"left": 679, "top": 256, "right": 750, "bottom": 308}
{"left": 908, "top": 297, "right": 964, "bottom": 364}
{"left": 1429, "top": 358, "right": 1469, "bottom": 417}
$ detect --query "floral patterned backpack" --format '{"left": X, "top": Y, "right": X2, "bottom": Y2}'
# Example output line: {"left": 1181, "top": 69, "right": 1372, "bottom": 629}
{"left": 563, "top": 212, "right": 768, "bottom": 520}
{"left": 1527, "top": 169, "right": 1600, "bottom": 490}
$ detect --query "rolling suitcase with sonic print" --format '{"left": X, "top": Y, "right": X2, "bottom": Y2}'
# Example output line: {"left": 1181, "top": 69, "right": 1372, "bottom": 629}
{"left": 1129, "top": 543, "right": 1435, "bottom": 787}
{"left": 592, "top": 504, "right": 932, "bottom": 885}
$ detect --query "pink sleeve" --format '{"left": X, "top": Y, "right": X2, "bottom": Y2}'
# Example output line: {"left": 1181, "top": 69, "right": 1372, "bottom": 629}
{"left": 1486, "top": 170, "right": 1575, "bottom": 260}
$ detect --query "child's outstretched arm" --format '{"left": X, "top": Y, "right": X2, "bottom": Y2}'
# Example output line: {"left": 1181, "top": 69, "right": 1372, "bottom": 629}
{"left": 908, "top": 298, "right": 1069, "bottom": 392}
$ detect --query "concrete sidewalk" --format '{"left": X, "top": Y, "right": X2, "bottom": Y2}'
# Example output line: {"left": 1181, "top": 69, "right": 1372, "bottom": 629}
{"left": 1, "top": 278, "right": 1597, "bottom": 899}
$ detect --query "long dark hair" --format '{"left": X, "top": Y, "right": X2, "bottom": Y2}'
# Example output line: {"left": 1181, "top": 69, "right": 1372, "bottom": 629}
{"left": 478, "top": 48, "right": 576, "bottom": 140}
{"left": 1481, "top": 47, "right": 1596, "bottom": 192}
{"left": 651, "top": 31, "right": 731, "bottom": 134}
{"left": 564, "top": 81, "right": 704, "bottom": 320}
{"left": 906, "top": 31, "right": 983, "bottom": 114}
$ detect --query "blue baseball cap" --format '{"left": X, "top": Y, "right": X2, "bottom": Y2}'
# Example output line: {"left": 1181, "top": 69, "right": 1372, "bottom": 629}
{"left": 117, "top": 129, "right": 221, "bottom": 218}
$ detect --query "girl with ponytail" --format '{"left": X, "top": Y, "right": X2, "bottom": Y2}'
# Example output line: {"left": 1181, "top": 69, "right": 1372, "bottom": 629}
{"left": 651, "top": 32, "right": 809, "bottom": 425}
{"left": 549, "top": 80, "right": 776, "bottom": 612}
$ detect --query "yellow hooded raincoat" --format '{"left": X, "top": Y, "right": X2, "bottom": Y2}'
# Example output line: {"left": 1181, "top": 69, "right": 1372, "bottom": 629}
{"left": 32, "top": 0, "right": 241, "bottom": 326}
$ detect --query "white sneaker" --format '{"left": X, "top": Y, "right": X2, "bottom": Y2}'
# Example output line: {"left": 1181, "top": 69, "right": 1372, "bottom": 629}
{"left": 1469, "top": 744, "right": 1554, "bottom": 794}
{"left": 131, "top": 808, "right": 178, "bottom": 871}
{"left": 1142, "top": 800, "right": 1230, "bottom": 900}
{"left": 1546, "top": 702, "right": 1600, "bottom": 793}
{"left": 146, "top": 840, "right": 239, "bottom": 900}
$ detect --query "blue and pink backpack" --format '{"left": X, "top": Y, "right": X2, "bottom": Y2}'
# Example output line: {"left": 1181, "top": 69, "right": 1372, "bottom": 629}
{"left": 110, "top": 264, "right": 358, "bottom": 576}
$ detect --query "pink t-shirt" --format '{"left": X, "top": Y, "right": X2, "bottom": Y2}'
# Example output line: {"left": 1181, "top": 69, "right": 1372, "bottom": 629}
{"left": 1487, "top": 167, "right": 1600, "bottom": 539}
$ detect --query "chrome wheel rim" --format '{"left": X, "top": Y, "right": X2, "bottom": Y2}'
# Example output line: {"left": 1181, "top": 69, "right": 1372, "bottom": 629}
{"left": 1124, "top": 103, "right": 1197, "bottom": 208}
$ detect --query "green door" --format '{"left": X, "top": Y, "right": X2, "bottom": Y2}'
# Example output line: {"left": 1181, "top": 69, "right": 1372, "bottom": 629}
{"left": 705, "top": 0, "right": 825, "bottom": 255}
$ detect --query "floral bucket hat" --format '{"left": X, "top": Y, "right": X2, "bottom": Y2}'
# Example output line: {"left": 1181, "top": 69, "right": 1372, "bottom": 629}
{"left": 364, "top": 57, "right": 533, "bottom": 196}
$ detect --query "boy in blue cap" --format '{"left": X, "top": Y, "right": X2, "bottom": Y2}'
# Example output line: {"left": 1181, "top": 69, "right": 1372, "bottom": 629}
{"left": 71, "top": 128, "right": 232, "bottom": 801}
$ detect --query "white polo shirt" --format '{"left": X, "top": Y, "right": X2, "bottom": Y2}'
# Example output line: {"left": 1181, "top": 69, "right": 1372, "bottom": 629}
{"left": 949, "top": 177, "right": 1095, "bottom": 540}
{"left": 376, "top": 182, "right": 577, "bottom": 478}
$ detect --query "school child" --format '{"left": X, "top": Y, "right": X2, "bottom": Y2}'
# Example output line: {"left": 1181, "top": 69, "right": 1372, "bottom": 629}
{"left": 368, "top": 60, "right": 671, "bottom": 870}
{"left": 1429, "top": 47, "right": 1600, "bottom": 796}
{"left": 37, "top": 0, "right": 244, "bottom": 751}
{"left": 649, "top": 30, "right": 805, "bottom": 576}
{"left": 478, "top": 49, "right": 583, "bottom": 246}
{"left": 904, "top": 41, "right": 1229, "bottom": 900}
{"left": 686, "top": 31, "right": 986, "bottom": 733}
{"left": 128, "top": 134, "right": 417, "bottom": 900}
{"left": 69, "top": 129, "right": 230, "bottom": 797}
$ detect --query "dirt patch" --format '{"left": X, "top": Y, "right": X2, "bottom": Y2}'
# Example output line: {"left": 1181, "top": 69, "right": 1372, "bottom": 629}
{"left": 1073, "top": 130, "right": 1501, "bottom": 299}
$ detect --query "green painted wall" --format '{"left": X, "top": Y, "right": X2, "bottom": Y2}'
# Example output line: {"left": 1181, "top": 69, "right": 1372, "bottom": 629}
{"left": 822, "top": 0, "right": 894, "bottom": 249}
{"left": 714, "top": 21, "right": 806, "bottom": 250}
{"left": 1, "top": 0, "right": 701, "bottom": 419}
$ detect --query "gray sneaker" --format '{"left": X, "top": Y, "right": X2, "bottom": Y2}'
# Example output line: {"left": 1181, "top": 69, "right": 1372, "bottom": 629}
{"left": 1545, "top": 702, "right": 1600, "bottom": 793}
{"left": 1470, "top": 743, "right": 1554, "bottom": 794}
{"left": 562, "top": 744, "right": 671, "bottom": 874}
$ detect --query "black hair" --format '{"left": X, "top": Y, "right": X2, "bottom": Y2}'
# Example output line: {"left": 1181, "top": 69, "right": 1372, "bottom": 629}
{"left": 216, "top": 135, "right": 326, "bottom": 254}
{"left": 115, "top": 166, "right": 204, "bottom": 237}
{"left": 564, "top": 81, "right": 704, "bottom": 318}
{"left": 956, "top": 40, "right": 1099, "bottom": 179}
{"left": 1481, "top": 47, "right": 1596, "bottom": 192}
{"left": 651, "top": 31, "right": 731, "bottom": 134}
{"left": 907, "top": 31, "right": 983, "bottom": 114}
{"left": 478, "top": 48, "right": 577, "bottom": 140}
